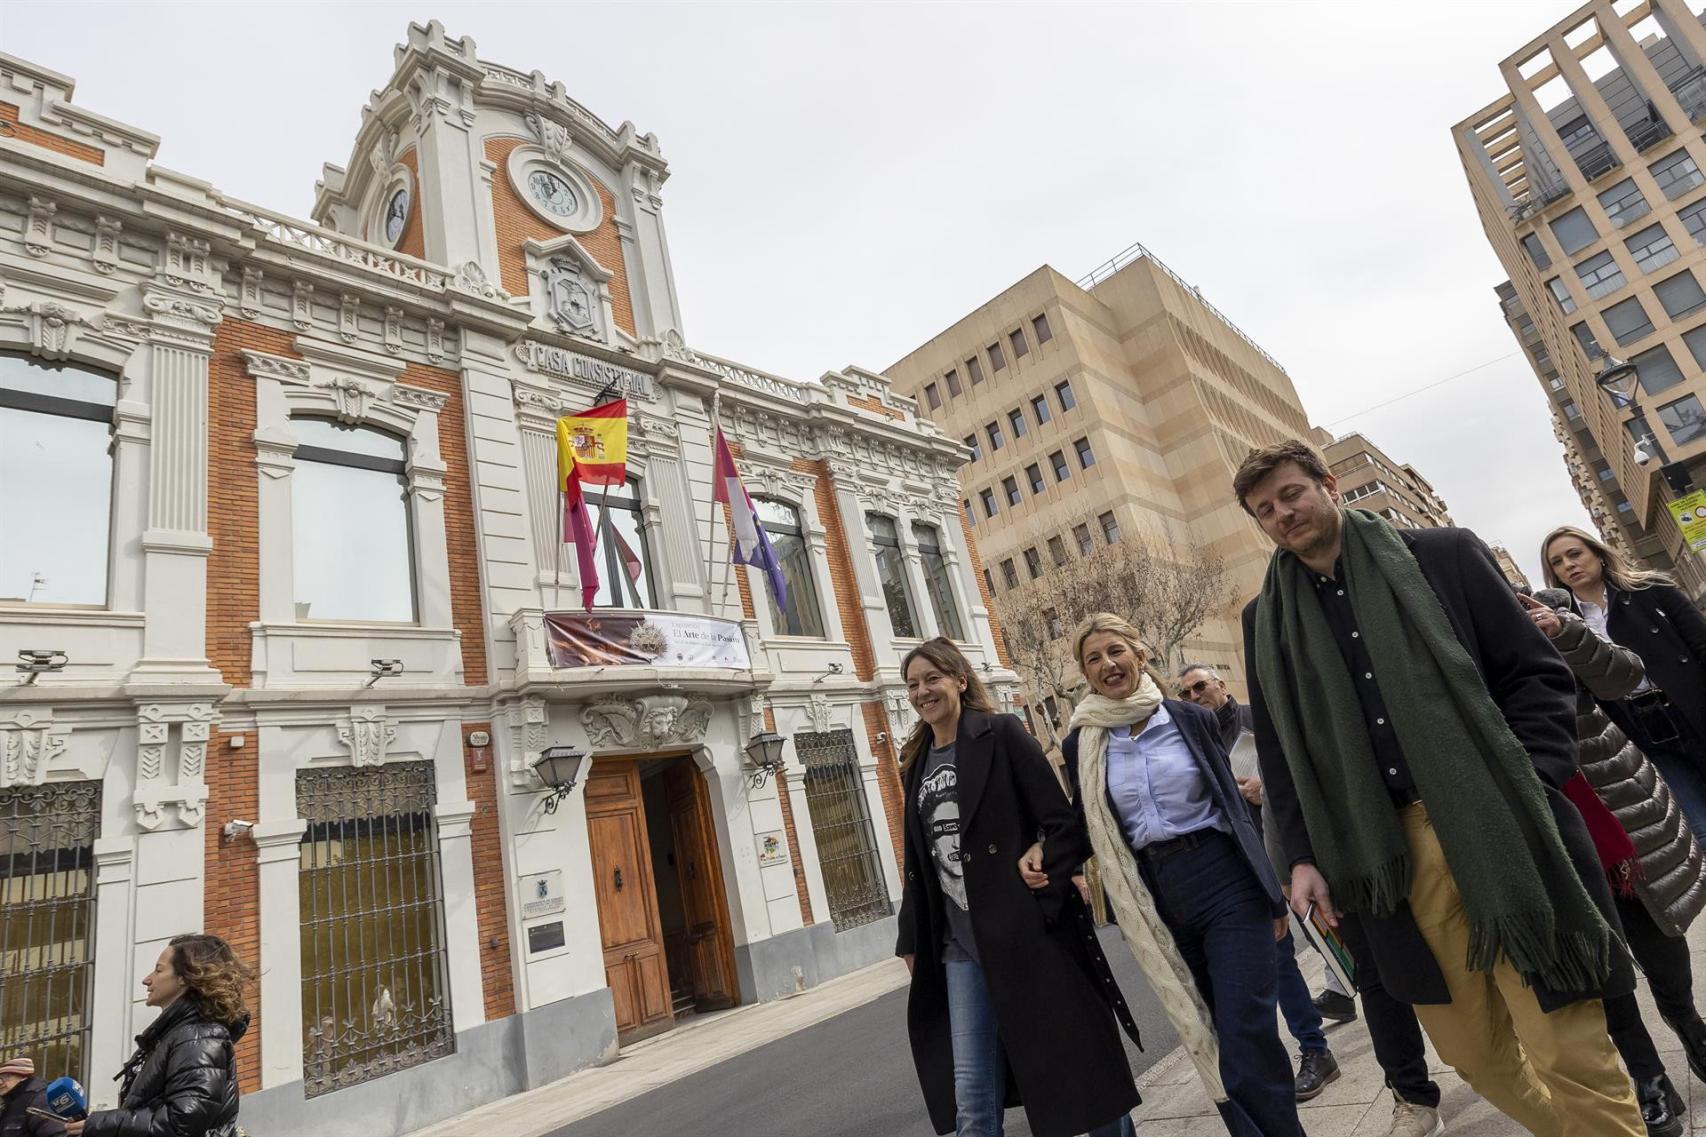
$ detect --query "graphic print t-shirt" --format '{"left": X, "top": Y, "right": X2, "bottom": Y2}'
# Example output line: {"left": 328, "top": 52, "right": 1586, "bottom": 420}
{"left": 918, "top": 742, "right": 978, "bottom": 962}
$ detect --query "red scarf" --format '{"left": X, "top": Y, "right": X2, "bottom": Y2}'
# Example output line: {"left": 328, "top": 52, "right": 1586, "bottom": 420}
{"left": 1563, "top": 772, "right": 1638, "bottom": 896}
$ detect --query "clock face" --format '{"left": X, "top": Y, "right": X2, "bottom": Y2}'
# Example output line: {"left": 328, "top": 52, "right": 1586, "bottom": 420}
{"left": 528, "top": 169, "right": 578, "bottom": 217}
{"left": 383, "top": 187, "right": 410, "bottom": 243}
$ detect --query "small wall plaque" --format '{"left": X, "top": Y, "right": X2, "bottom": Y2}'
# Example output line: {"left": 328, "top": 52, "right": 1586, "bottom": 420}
{"left": 527, "top": 921, "right": 566, "bottom": 954}
{"left": 520, "top": 870, "right": 566, "bottom": 920}
{"left": 756, "top": 829, "right": 788, "bottom": 867}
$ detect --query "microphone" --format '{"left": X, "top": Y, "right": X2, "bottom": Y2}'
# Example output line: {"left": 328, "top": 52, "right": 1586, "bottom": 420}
{"left": 43, "top": 1076, "right": 88, "bottom": 1120}
{"left": 1534, "top": 587, "right": 1574, "bottom": 612}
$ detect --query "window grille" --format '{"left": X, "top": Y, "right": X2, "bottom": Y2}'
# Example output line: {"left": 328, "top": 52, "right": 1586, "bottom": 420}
{"left": 298, "top": 762, "right": 453, "bottom": 1097}
{"left": 795, "top": 730, "right": 893, "bottom": 931}
{"left": 0, "top": 781, "right": 101, "bottom": 1083}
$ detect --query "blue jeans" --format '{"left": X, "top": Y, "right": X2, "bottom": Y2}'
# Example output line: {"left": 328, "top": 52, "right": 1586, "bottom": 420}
{"left": 1138, "top": 829, "right": 1305, "bottom": 1137}
{"left": 945, "top": 957, "right": 1135, "bottom": 1137}
{"left": 1274, "top": 927, "right": 1327, "bottom": 1055}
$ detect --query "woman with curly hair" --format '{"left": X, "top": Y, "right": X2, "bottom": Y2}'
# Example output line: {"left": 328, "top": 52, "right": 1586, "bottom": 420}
{"left": 67, "top": 934, "right": 252, "bottom": 1137}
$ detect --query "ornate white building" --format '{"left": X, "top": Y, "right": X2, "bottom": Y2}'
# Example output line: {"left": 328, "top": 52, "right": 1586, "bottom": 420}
{"left": 0, "top": 26, "right": 1015, "bottom": 1137}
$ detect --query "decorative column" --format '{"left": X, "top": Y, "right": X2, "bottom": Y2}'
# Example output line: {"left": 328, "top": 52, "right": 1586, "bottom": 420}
{"left": 254, "top": 818, "right": 308, "bottom": 1089}
{"left": 399, "top": 387, "right": 454, "bottom": 627}
{"left": 87, "top": 837, "right": 135, "bottom": 1109}
{"left": 400, "top": 22, "right": 494, "bottom": 276}
{"left": 134, "top": 245, "right": 223, "bottom": 684}
{"left": 830, "top": 475, "right": 902, "bottom": 682}
{"left": 435, "top": 799, "right": 486, "bottom": 1033}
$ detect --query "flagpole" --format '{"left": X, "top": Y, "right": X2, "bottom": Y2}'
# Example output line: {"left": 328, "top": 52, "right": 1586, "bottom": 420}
{"left": 703, "top": 391, "right": 724, "bottom": 617}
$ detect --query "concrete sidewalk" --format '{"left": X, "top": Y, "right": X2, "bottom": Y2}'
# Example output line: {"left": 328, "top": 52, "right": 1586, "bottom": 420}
{"left": 406, "top": 958, "right": 911, "bottom": 1137}
{"left": 1129, "top": 917, "right": 1706, "bottom": 1135}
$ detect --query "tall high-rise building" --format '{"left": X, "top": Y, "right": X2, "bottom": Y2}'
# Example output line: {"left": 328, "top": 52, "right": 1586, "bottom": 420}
{"left": 1453, "top": 0, "right": 1706, "bottom": 600}
{"left": 887, "top": 245, "right": 1315, "bottom": 688}
{"left": 1316, "top": 430, "right": 1456, "bottom": 530}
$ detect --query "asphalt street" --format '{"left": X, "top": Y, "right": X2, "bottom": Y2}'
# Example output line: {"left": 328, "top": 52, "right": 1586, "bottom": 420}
{"left": 550, "top": 926, "right": 1179, "bottom": 1137}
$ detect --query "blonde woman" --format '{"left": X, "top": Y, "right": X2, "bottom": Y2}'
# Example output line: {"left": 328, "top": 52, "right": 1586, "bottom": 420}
{"left": 1025, "top": 614, "right": 1302, "bottom": 1136}
{"left": 1541, "top": 526, "right": 1706, "bottom": 839}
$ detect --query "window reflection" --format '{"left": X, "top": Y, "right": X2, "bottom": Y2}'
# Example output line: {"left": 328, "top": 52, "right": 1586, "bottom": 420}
{"left": 581, "top": 478, "right": 656, "bottom": 609}
{"left": 753, "top": 498, "right": 826, "bottom": 637}
{"left": 912, "top": 523, "right": 965, "bottom": 641}
{"left": 865, "top": 515, "right": 917, "bottom": 638}
{"left": 0, "top": 355, "right": 115, "bottom": 606}
{"left": 292, "top": 418, "right": 416, "bottom": 623}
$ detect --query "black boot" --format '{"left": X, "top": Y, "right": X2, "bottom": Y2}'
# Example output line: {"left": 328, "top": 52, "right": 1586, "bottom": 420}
{"left": 1636, "top": 1073, "right": 1684, "bottom": 1137}
{"left": 1663, "top": 1013, "right": 1706, "bottom": 1084}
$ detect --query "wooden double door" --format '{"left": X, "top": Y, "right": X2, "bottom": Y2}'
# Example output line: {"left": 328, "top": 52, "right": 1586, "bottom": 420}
{"left": 585, "top": 757, "right": 738, "bottom": 1043}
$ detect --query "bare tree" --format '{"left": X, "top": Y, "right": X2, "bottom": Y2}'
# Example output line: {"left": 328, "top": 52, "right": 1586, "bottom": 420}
{"left": 991, "top": 524, "right": 1232, "bottom": 745}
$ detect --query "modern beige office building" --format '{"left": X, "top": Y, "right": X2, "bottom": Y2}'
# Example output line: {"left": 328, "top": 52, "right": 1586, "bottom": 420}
{"left": 887, "top": 245, "right": 1315, "bottom": 689}
{"left": 1454, "top": 0, "right": 1706, "bottom": 600}
{"left": 1317, "top": 430, "right": 1456, "bottom": 530}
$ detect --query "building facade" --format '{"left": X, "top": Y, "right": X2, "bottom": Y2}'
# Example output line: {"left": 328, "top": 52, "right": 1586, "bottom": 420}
{"left": 886, "top": 246, "right": 1315, "bottom": 693}
{"left": 1316, "top": 430, "right": 1455, "bottom": 531}
{"left": 1454, "top": 0, "right": 1706, "bottom": 600}
{"left": 0, "top": 27, "right": 1015, "bottom": 1137}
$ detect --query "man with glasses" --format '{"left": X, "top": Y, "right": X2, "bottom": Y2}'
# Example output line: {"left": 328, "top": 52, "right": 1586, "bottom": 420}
{"left": 1175, "top": 662, "right": 1341, "bottom": 1102}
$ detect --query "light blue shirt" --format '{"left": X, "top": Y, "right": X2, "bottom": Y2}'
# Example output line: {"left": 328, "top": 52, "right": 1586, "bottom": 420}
{"left": 1105, "top": 703, "right": 1226, "bottom": 851}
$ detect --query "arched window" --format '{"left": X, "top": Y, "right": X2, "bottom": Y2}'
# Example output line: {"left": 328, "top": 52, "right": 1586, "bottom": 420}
{"left": 911, "top": 523, "right": 965, "bottom": 641}
{"left": 0, "top": 354, "right": 115, "bottom": 605}
{"left": 753, "top": 498, "right": 825, "bottom": 638}
{"left": 583, "top": 477, "right": 656, "bottom": 609}
{"left": 291, "top": 418, "right": 416, "bottom": 622}
{"left": 865, "top": 514, "right": 917, "bottom": 638}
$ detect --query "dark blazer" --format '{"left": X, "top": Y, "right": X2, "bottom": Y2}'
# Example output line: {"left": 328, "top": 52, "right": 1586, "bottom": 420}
{"left": 896, "top": 710, "right": 1141, "bottom": 1137}
{"left": 0, "top": 1078, "right": 66, "bottom": 1137}
{"left": 1060, "top": 698, "right": 1286, "bottom": 920}
{"left": 1603, "top": 580, "right": 1706, "bottom": 744}
{"left": 1243, "top": 525, "right": 1635, "bottom": 1011}
{"left": 83, "top": 999, "right": 245, "bottom": 1137}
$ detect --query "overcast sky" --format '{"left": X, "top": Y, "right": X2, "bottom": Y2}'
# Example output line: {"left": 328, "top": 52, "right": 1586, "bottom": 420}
{"left": 7, "top": 0, "right": 1596, "bottom": 580}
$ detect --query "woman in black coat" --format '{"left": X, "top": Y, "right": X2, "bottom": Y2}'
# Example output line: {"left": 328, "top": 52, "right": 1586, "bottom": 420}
{"left": 1544, "top": 526, "right": 1706, "bottom": 842}
{"left": 896, "top": 637, "right": 1140, "bottom": 1137}
{"left": 68, "top": 934, "right": 252, "bottom": 1137}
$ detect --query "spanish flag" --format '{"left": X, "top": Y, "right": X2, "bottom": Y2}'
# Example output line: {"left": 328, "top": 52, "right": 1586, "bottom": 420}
{"left": 556, "top": 399, "right": 628, "bottom": 487}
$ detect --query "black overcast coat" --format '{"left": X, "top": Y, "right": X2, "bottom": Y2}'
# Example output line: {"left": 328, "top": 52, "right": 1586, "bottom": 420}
{"left": 895, "top": 710, "right": 1141, "bottom": 1137}
{"left": 1601, "top": 580, "right": 1706, "bottom": 745}
{"left": 1243, "top": 526, "right": 1635, "bottom": 1012}
{"left": 82, "top": 999, "right": 246, "bottom": 1137}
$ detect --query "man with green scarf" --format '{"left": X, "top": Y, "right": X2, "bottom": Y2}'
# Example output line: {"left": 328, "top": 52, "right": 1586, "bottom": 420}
{"left": 1233, "top": 439, "right": 1642, "bottom": 1137}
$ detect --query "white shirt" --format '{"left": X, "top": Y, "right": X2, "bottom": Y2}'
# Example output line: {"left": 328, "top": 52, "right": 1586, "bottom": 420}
{"left": 1105, "top": 704, "right": 1226, "bottom": 850}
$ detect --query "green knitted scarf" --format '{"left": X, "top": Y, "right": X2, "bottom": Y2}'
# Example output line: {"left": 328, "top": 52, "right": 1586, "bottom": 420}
{"left": 1253, "top": 509, "right": 1611, "bottom": 992}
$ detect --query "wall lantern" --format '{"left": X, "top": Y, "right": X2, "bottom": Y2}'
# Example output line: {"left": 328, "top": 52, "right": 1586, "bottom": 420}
{"left": 743, "top": 731, "right": 786, "bottom": 789}
{"left": 533, "top": 745, "right": 591, "bottom": 813}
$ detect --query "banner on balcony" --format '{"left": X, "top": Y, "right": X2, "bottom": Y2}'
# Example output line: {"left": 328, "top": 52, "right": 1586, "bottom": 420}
{"left": 544, "top": 612, "right": 752, "bottom": 669}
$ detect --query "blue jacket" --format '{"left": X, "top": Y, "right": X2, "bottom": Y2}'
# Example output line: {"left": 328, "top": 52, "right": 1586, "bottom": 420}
{"left": 1061, "top": 698, "right": 1286, "bottom": 919}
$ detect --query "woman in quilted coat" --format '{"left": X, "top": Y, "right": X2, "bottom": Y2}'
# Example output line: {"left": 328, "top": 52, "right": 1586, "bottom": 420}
{"left": 1525, "top": 588, "right": 1706, "bottom": 1137}
{"left": 68, "top": 934, "right": 252, "bottom": 1137}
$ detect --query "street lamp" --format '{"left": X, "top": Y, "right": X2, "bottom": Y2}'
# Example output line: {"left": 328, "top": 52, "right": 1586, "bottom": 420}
{"left": 1594, "top": 356, "right": 1658, "bottom": 467}
{"left": 532, "top": 744, "right": 591, "bottom": 814}
{"left": 743, "top": 731, "right": 786, "bottom": 789}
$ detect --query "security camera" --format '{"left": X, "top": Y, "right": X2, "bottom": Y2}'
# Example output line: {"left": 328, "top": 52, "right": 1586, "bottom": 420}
{"left": 222, "top": 819, "right": 255, "bottom": 844}
{"left": 1635, "top": 446, "right": 1653, "bottom": 466}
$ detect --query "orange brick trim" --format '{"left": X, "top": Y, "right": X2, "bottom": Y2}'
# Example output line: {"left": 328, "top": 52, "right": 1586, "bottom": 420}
{"left": 204, "top": 729, "right": 261, "bottom": 1093}
{"left": 861, "top": 702, "right": 905, "bottom": 866}
{"left": 0, "top": 103, "right": 104, "bottom": 165}
{"left": 207, "top": 320, "right": 287, "bottom": 686}
{"left": 394, "top": 148, "right": 425, "bottom": 259}
{"left": 765, "top": 707, "right": 813, "bottom": 926}
{"left": 793, "top": 458, "right": 878, "bottom": 682}
{"left": 957, "top": 507, "right": 1013, "bottom": 669}
{"left": 482, "top": 137, "right": 635, "bottom": 335}
{"left": 847, "top": 395, "right": 903, "bottom": 421}
{"left": 464, "top": 724, "right": 516, "bottom": 1019}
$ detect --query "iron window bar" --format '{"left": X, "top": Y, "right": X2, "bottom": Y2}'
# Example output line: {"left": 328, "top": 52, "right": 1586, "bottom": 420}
{"left": 795, "top": 729, "right": 893, "bottom": 932}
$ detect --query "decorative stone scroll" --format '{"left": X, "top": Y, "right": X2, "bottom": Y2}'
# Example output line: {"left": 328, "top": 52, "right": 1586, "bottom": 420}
{"left": 0, "top": 708, "right": 70, "bottom": 789}
{"left": 580, "top": 694, "right": 713, "bottom": 750}
{"left": 132, "top": 702, "right": 216, "bottom": 830}
{"left": 337, "top": 705, "right": 398, "bottom": 768}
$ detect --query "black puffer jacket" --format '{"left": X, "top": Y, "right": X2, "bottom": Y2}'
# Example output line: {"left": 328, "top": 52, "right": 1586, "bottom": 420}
{"left": 82, "top": 999, "right": 246, "bottom": 1137}
{"left": 1554, "top": 610, "right": 1706, "bottom": 938}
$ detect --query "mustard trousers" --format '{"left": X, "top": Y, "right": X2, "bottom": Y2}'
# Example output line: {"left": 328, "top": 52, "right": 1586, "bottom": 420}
{"left": 1400, "top": 804, "right": 1642, "bottom": 1137}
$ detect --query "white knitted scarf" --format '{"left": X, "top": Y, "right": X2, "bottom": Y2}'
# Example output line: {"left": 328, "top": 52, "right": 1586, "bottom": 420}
{"left": 1069, "top": 679, "right": 1226, "bottom": 1102}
